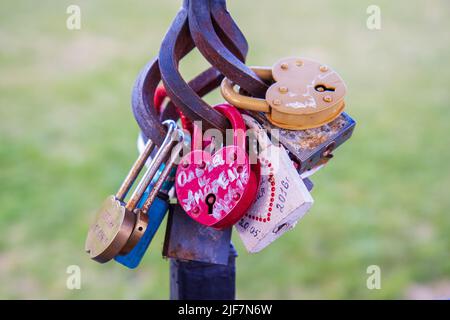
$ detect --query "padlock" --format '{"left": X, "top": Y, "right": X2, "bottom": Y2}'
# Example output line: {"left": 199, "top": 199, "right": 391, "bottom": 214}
{"left": 220, "top": 57, "right": 355, "bottom": 174}
{"left": 114, "top": 159, "right": 176, "bottom": 268}
{"left": 221, "top": 57, "right": 347, "bottom": 130}
{"left": 114, "top": 85, "right": 194, "bottom": 268}
{"left": 235, "top": 114, "right": 314, "bottom": 253}
{"left": 175, "top": 103, "right": 260, "bottom": 229}
{"left": 85, "top": 120, "right": 184, "bottom": 263}
{"left": 256, "top": 111, "right": 356, "bottom": 175}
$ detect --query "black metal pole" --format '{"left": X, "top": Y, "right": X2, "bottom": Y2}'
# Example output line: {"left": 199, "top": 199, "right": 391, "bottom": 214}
{"left": 169, "top": 244, "right": 237, "bottom": 300}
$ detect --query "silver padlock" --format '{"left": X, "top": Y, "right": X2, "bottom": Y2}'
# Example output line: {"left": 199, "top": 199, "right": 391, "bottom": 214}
{"left": 250, "top": 111, "right": 355, "bottom": 175}
{"left": 235, "top": 115, "right": 314, "bottom": 253}
{"left": 85, "top": 120, "right": 184, "bottom": 263}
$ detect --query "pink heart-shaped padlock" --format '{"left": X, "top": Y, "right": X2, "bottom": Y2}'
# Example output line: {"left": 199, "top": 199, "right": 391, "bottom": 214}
{"left": 175, "top": 104, "right": 259, "bottom": 229}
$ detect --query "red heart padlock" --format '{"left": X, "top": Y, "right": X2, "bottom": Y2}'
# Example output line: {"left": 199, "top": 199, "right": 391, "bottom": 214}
{"left": 175, "top": 103, "right": 259, "bottom": 229}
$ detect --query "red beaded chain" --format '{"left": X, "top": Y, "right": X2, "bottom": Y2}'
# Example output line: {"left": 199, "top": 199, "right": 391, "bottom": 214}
{"left": 244, "top": 158, "right": 274, "bottom": 223}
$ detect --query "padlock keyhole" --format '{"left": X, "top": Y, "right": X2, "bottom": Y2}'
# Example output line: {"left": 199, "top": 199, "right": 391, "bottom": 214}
{"left": 206, "top": 194, "right": 216, "bottom": 215}
{"left": 273, "top": 223, "right": 289, "bottom": 234}
{"left": 314, "top": 84, "right": 335, "bottom": 92}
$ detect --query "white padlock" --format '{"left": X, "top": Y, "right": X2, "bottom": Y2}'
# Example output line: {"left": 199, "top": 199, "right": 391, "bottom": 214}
{"left": 236, "top": 115, "right": 314, "bottom": 253}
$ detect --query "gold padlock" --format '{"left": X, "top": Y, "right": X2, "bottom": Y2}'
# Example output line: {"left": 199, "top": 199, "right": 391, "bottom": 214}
{"left": 85, "top": 120, "right": 184, "bottom": 263}
{"left": 220, "top": 57, "right": 347, "bottom": 130}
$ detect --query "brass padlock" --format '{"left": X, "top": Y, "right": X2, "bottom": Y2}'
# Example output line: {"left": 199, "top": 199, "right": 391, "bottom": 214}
{"left": 221, "top": 57, "right": 347, "bottom": 130}
{"left": 85, "top": 120, "right": 184, "bottom": 263}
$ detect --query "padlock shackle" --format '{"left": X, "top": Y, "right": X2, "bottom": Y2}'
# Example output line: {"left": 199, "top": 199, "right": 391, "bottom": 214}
{"left": 122, "top": 83, "right": 184, "bottom": 202}
{"left": 141, "top": 137, "right": 184, "bottom": 214}
{"left": 213, "top": 103, "right": 247, "bottom": 151}
{"left": 220, "top": 67, "right": 272, "bottom": 113}
{"left": 126, "top": 120, "right": 180, "bottom": 211}
{"left": 154, "top": 85, "right": 193, "bottom": 132}
{"left": 191, "top": 124, "right": 203, "bottom": 152}
{"left": 115, "top": 140, "right": 155, "bottom": 201}
{"left": 242, "top": 114, "right": 272, "bottom": 151}
{"left": 136, "top": 133, "right": 178, "bottom": 195}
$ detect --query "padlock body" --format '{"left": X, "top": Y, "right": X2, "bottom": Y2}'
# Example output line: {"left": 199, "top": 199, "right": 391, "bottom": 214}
{"left": 265, "top": 57, "right": 347, "bottom": 130}
{"left": 176, "top": 146, "right": 256, "bottom": 228}
{"left": 114, "top": 158, "right": 176, "bottom": 269}
{"left": 235, "top": 144, "right": 313, "bottom": 253}
{"left": 260, "top": 112, "right": 355, "bottom": 174}
{"left": 118, "top": 209, "right": 149, "bottom": 255}
{"left": 213, "top": 161, "right": 259, "bottom": 229}
{"left": 85, "top": 196, "right": 135, "bottom": 263}
{"left": 268, "top": 100, "right": 345, "bottom": 130}
{"left": 114, "top": 195, "right": 169, "bottom": 268}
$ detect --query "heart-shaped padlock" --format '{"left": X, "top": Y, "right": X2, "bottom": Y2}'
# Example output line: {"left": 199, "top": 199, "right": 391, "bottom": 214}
{"left": 175, "top": 103, "right": 259, "bottom": 229}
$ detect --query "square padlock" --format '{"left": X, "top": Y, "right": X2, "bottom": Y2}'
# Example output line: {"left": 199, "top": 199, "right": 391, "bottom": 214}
{"left": 253, "top": 112, "right": 355, "bottom": 174}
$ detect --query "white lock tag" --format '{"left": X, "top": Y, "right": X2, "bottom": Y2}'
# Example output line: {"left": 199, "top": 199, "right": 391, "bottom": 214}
{"left": 236, "top": 115, "right": 314, "bottom": 253}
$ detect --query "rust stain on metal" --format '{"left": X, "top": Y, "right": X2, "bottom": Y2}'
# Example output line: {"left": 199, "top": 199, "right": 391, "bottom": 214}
{"left": 168, "top": 244, "right": 198, "bottom": 261}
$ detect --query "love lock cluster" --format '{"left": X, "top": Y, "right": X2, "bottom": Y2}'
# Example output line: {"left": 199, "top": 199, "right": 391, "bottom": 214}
{"left": 85, "top": 0, "right": 355, "bottom": 267}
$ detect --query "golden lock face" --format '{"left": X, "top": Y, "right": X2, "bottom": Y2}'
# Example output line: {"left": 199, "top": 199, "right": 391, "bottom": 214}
{"left": 265, "top": 57, "right": 347, "bottom": 129}
{"left": 220, "top": 57, "right": 347, "bottom": 130}
{"left": 267, "top": 57, "right": 347, "bottom": 113}
{"left": 85, "top": 196, "right": 136, "bottom": 263}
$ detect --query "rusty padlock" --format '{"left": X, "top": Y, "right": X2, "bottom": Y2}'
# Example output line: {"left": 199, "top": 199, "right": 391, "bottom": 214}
{"left": 235, "top": 114, "right": 314, "bottom": 253}
{"left": 85, "top": 120, "right": 184, "bottom": 263}
{"left": 175, "top": 103, "right": 260, "bottom": 229}
{"left": 221, "top": 57, "right": 347, "bottom": 130}
{"left": 254, "top": 111, "right": 356, "bottom": 175}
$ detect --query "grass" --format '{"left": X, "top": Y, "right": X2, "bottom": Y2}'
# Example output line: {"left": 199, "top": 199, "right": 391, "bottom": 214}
{"left": 0, "top": 0, "right": 449, "bottom": 299}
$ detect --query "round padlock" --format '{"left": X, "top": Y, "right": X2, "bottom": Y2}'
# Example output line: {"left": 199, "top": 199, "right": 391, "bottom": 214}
{"left": 220, "top": 57, "right": 347, "bottom": 130}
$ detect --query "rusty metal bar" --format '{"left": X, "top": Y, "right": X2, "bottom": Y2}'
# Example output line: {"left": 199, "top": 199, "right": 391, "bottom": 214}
{"left": 115, "top": 140, "right": 155, "bottom": 201}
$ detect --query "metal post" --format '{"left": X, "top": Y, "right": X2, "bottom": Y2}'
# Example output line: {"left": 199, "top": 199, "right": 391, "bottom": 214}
{"left": 169, "top": 245, "right": 237, "bottom": 300}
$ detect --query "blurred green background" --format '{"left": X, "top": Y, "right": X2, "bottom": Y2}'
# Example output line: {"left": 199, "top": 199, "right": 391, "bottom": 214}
{"left": 1, "top": 0, "right": 449, "bottom": 299}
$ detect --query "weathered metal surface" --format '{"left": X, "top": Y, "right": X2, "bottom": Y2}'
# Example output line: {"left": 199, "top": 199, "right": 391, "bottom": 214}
{"left": 163, "top": 203, "right": 232, "bottom": 265}
{"left": 133, "top": 0, "right": 251, "bottom": 143}
{"left": 262, "top": 112, "right": 356, "bottom": 174}
{"left": 159, "top": 5, "right": 230, "bottom": 132}
{"left": 189, "top": 0, "right": 268, "bottom": 98}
